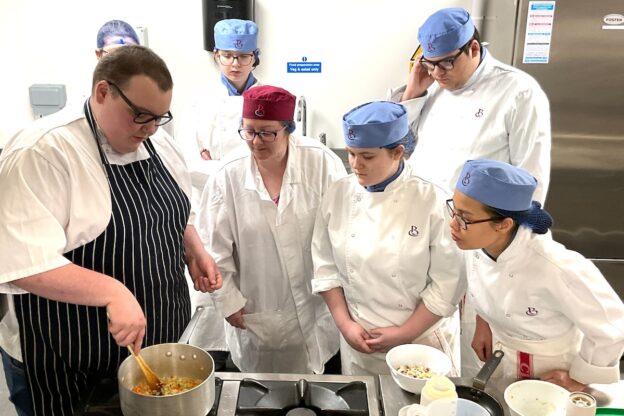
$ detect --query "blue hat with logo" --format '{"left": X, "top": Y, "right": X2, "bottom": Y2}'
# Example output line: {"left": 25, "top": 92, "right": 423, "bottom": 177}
{"left": 456, "top": 159, "right": 537, "bottom": 211}
{"left": 418, "top": 8, "right": 474, "bottom": 58}
{"left": 96, "top": 20, "right": 140, "bottom": 48}
{"left": 343, "top": 101, "right": 409, "bottom": 148}
{"left": 214, "top": 19, "right": 258, "bottom": 52}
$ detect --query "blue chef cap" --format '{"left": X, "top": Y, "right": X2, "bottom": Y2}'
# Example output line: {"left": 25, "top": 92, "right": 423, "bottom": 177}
{"left": 96, "top": 20, "right": 140, "bottom": 48}
{"left": 342, "top": 101, "right": 409, "bottom": 148}
{"left": 418, "top": 8, "right": 475, "bottom": 58}
{"left": 456, "top": 159, "right": 537, "bottom": 211}
{"left": 214, "top": 19, "right": 258, "bottom": 52}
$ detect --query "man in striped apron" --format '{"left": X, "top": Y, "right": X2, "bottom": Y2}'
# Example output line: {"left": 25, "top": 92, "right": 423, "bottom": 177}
{"left": 0, "top": 45, "right": 221, "bottom": 415}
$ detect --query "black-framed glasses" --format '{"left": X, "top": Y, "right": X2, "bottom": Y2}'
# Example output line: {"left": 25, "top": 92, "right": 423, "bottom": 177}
{"left": 419, "top": 42, "right": 470, "bottom": 72}
{"left": 106, "top": 81, "right": 173, "bottom": 126}
{"left": 446, "top": 199, "right": 503, "bottom": 230}
{"left": 216, "top": 53, "right": 254, "bottom": 66}
{"left": 238, "top": 126, "right": 287, "bottom": 142}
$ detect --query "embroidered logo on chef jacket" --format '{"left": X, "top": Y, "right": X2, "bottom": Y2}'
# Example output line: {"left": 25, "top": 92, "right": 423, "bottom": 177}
{"left": 475, "top": 108, "right": 484, "bottom": 117}
{"left": 525, "top": 307, "right": 538, "bottom": 316}
{"left": 255, "top": 104, "right": 265, "bottom": 117}
{"left": 234, "top": 39, "right": 243, "bottom": 49}
{"left": 348, "top": 128, "right": 355, "bottom": 139}
{"left": 462, "top": 172, "right": 471, "bottom": 186}
{"left": 408, "top": 225, "right": 419, "bottom": 237}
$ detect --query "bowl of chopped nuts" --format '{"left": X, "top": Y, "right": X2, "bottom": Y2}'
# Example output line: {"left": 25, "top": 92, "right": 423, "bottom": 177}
{"left": 386, "top": 344, "right": 453, "bottom": 394}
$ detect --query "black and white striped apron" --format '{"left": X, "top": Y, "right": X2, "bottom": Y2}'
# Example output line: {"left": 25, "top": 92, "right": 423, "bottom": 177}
{"left": 14, "top": 101, "right": 191, "bottom": 415}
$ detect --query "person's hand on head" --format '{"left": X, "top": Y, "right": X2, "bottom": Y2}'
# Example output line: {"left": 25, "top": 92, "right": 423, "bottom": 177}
{"left": 402, "top": 54, "right": 435, "bottom": 101}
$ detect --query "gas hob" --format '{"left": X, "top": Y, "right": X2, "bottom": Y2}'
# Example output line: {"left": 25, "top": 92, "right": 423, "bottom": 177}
{"left": 76, "top": 372, "right": 380, "bottom": 416}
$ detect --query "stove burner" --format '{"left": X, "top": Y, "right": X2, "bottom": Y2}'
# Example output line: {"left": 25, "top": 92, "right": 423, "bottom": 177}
{"left": 236, "top": 378, "right": 369, "bottom": 415}
{"left": 286, "top": 409, "right": 316, "bottom": 416}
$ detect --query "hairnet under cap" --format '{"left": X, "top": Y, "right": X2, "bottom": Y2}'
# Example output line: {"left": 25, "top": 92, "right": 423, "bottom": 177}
{"left": 214, "top": 19, "right": 258, "bottom": 52}
{"left": 242, "top": 85, "right": 295, "bottom": 121}
{"left": 418, "top": 8, "right": 474, "bottom": 58}
{"left": 456, "top": 159, "right": 537, "bottom": 211}
{"left": 96, "top": 20, "right": 140, "bottom": 48}
{"left": 343, "top": 101, "right": 409, "bottom": 148}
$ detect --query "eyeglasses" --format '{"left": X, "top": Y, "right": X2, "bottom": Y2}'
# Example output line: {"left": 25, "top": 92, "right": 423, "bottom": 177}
{"left": 419, "top": 43, "right": 470, "bottom": 72}
{"left": 216, "top": 53, "right": 254, "bottom": 66}
{"left": 106, "top": 81, "right": 173, "bottom": 126}
{"left": 446, "top": 199, "right": 503, "bottom": 230}
{"left": 238, "top": 126, "right": 287, "bottom": 142}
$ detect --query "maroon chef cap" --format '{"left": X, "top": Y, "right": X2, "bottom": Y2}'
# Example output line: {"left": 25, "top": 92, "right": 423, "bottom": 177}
{"left": 242, "top": 85, "right": 296, "bottom": 121}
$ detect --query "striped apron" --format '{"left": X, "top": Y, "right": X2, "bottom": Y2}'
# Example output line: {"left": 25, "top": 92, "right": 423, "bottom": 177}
{"left": 14, "top": 102, "right": 191, "bottom": 415}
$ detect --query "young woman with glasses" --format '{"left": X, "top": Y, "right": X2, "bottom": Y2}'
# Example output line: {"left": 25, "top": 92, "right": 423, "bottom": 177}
{"left": 450, "top": 159, "right": 624, "bottom": 391}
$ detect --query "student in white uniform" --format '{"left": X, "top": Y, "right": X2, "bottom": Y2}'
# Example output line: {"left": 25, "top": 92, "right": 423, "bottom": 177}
{"left": 448, "top": 159, "right": 624, "bottom": 390}
{"left": 0, "top": 20, "right": 140, "bottom": 416}
{"left": 0, "top": 45, "right": 221, "bottom": 416}
{"left": 196, "top": 85, "right": 347, "bottom": 374}
{"left": 178, "top": 19, "right": 261, "bottom": 369}
{"left": 311, "top": 101, "right": 464, "bottom": 376}
{"left": 388, "top": 7, "right": 552, "bottom": 376}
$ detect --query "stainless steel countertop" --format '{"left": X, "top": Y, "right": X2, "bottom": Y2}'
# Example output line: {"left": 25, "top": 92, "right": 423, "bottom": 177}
{"left": 378, "top": 376, "right": 624, "bottom": 416}
{"left": 214, "top": 372, "right": 380, "bottom": 416}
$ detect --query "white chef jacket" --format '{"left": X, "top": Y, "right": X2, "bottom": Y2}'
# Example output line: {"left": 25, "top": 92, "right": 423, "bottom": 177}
{"left": 196, "top": 135, "right": 347, "bottom": 373}
{"left": 178, "top": 80, "right": 260, "bottom": 205}
{"left": 467, "top": 227, "right": 624, "bottom": 384}
{"left": 311, "top": 164, "right": 464, "bottom": 374}
{"left": 388, "top": 51, "right": 551, "bottom": 204}
{"left": 177, "top": 80, "right": 260, "bottom": 351}
{"left": 0, "top": 103, "right": 191, "bottom": 360}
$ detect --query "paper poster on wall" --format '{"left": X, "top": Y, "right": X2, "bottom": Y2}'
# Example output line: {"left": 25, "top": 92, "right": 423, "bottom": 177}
{"left": 523, "top": 1, "right": 556, "bottom": 64}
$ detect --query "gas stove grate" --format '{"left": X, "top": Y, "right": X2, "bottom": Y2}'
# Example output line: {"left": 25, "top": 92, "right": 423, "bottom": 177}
{"left": 236, "top": 378, "right": 369, "bottom": 415}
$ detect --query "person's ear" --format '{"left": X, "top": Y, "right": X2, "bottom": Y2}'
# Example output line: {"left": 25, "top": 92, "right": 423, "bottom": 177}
{"left": 498, "top": 217, "right": 515, "bottom": 232}
{"left": 95, "top": 49, "right": 103, "bottom": 60}
{"left": 93, "top": 80, "right": 110, "bottom": 104}
{"left": 469, "top": 40, "right": 480, "bottom": 58}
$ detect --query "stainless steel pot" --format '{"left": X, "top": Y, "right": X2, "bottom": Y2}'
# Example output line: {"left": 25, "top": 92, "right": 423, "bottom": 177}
{"left": 118, "top": 306, "right": 215, "bottom": 416}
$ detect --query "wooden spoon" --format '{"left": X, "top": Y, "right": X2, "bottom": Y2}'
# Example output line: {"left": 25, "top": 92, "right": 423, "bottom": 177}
{"left": 127, "top": 345, "right": 163, "bottom": 393}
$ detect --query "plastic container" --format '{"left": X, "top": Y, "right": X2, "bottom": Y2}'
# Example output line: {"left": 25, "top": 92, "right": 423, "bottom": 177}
{"left": 420, "top": 375, "right": 458, "bottom": 407}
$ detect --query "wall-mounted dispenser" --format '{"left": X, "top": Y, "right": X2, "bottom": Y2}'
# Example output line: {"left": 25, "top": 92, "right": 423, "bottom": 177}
{"left": 29, "top": 84, "right": 67, "bottom": 118}
{"left": 202, "top": 0, "right": 255, "bottom": 52}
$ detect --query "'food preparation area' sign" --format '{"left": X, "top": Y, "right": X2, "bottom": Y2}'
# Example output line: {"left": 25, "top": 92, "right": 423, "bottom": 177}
{"left": 287, "top": 57, "right": 321, "bottom": 73}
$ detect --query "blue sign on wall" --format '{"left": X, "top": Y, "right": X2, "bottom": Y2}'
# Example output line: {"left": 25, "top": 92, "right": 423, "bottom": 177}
{"left": 287, "top": 62, "right": 322, "bottom": 73}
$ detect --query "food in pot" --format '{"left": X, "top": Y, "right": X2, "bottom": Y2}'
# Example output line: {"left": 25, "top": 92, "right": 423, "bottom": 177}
{"left": 132, "top": 376, "right": 202, "bottom": 396}
{"left": 397, "top": 364, "right": 434, "bottom": 379}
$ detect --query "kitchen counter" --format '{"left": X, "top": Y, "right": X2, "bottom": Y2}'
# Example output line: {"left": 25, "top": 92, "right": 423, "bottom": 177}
{"left": 378, "top": 376, "right": 624, "bottom": 416}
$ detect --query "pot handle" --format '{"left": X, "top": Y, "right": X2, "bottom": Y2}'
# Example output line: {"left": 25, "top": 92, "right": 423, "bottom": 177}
{"left": 178, "top": 306, "right": 205, "bottom": 344}
{"left": 472, "top": 349, "right": 504, "bottom": 391}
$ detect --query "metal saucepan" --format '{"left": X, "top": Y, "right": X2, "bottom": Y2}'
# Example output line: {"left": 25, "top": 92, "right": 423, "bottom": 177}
{"left": 117, "top": 306, "right": 215, "bottom": 416}
{"left": 455, "top": 350, "right": 505, "bottom": 416}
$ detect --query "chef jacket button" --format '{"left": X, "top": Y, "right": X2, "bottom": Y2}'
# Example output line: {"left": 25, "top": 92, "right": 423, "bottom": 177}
{"left": 392, "top": 273, "right": 397, "bottom": 278}
{"left": 351, "top": 233, "right": 355, "bottom": 238}
{"left": 505, "top": 313, "right": 511, "bottom": 318}
{"left": 356, "top": 196, "right": 362, "bottom": 202}
{"left": 475, "top": 253, "right": 480, "bottom": 259}
{"left": 508, "top": 273, "right": 514, "bottom": 278}
{"left": 398, "top": 303, "right": 404, "bottom": 308}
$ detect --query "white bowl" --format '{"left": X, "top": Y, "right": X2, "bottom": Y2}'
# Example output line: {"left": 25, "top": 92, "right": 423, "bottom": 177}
{"left": 386, "top": 344, "right": 453, "bottom": 394}
{"left": 504, "top": 380, "right": 569, "bottom": 416}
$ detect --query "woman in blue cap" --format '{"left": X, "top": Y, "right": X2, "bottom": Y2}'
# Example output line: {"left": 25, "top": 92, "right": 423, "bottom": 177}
{"left": 449, "top": 159, "right": 624, "bottom": 390}
{"left": 311, "top": 101, "right": 463, "bottom": 375}
{"left": 178, "top": 18, "right": 261, "bottom": 370}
